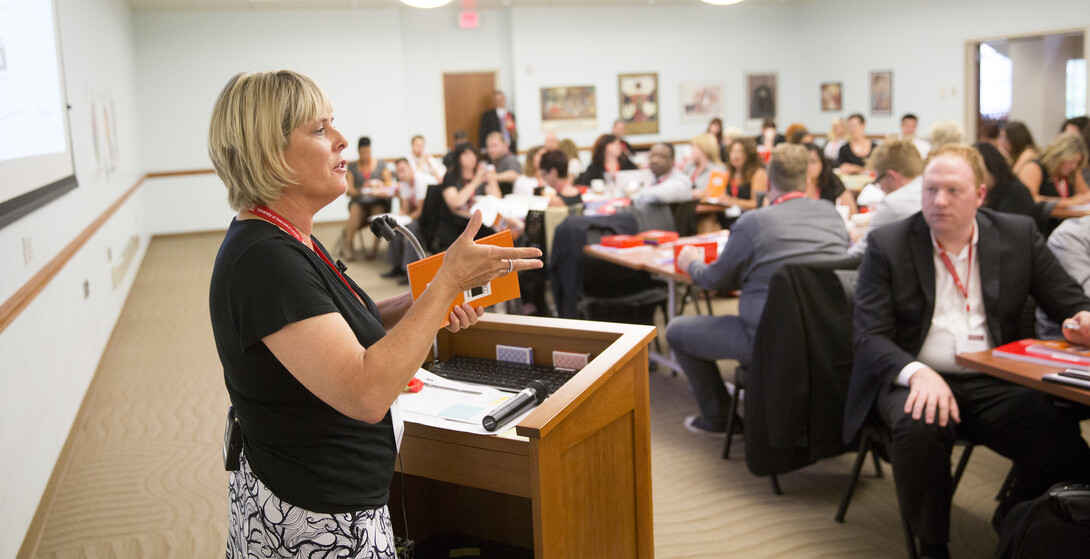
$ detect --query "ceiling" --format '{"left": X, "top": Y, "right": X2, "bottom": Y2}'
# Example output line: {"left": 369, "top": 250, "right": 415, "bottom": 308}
{"left": 129, "top": 0, "right": 799, "bottom": 12}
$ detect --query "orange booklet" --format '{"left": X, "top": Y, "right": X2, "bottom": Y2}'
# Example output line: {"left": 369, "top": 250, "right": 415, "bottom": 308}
{"left": 406, "top": 229, "right": 521, "bottom": 328}
{"left": 705, "top": 169, "right": 728, "bottom": 199}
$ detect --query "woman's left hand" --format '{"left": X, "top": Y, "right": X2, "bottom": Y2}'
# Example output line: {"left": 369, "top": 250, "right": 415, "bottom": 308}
{"left": 446, "top": 302, "right": 484, "bottom": 333}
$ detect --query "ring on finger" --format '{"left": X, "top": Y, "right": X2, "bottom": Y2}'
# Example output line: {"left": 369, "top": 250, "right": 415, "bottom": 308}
{"left": 506, "top": 259, "right": 513, "bottom": 274}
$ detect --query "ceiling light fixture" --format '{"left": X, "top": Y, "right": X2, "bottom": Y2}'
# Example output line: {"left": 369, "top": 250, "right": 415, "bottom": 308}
{"left": 702, "top": 0, "right": 744, "bottom": 5}
{"left": 399, "top": 0, "right": 454, "bottom": 8}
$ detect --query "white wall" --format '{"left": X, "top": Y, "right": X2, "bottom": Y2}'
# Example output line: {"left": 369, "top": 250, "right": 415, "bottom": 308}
{"left": 0, "top": 0, "right": 146, "bottom": 555}
{"left": 796, "top": 0, "right": 1090, "bottom": 140}
{"left": 508, "top": 3, "right": 804, "bottom": 151}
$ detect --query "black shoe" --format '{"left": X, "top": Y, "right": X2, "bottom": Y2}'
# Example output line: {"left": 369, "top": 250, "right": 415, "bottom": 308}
{"left": 397, "top": 275, "right": 410, "bottom": 286}
{"left": 918, "top": 542, "right": 950, "bottom": 559}
{"left": 380, "top": 267, "right": 404, "bottom": 279}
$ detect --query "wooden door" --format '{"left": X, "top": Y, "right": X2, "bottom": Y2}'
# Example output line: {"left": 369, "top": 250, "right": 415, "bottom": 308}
{"left": 443, "top": 72, "right": 496, "bottom": 151}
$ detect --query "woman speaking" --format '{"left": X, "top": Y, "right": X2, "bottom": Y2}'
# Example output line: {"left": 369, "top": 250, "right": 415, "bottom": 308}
{"left": 207, "top": 70, "right": 541, "bottom": 557}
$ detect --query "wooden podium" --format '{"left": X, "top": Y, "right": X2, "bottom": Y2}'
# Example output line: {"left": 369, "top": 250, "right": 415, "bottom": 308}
{"left": 391, "top": 313, "right": 656, "bottom": 558}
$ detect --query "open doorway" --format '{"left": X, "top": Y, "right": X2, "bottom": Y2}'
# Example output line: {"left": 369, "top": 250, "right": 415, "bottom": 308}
{"left": 971, "top": 30, "right": 1086, "bottom": 145}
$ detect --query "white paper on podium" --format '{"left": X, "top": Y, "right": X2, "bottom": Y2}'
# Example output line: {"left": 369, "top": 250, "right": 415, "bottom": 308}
{"left": 396, "top": 370, "right": 536, "bottom": 435}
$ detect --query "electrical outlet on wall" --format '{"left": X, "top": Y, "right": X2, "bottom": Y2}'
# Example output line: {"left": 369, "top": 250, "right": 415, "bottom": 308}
{"left": 22, "top": 237, "right": 32, "bottom": 265}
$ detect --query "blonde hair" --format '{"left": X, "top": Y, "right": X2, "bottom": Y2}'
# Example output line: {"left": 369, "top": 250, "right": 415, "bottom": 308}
{"left": 928, "top": 120, "right": 964, "bottom": 152}
{"left": 826, "top": 118, "right": 847, "bottom": 143}
{"left": 1040, "top": 131, "right": 1089, "bottom": 182}
{"left": 868, "top": 139, "right": 924, "bottom": 178}
{"left": 767, "top": 143, "right": 808, "bottom": 192}
{"left": 523, "top": 145, "right": 543, "bottom": 176}
{"left": 558, "top": 138, "right": 580, "bottom": 161}
{"left": 208, "top": 70, "right": 333, "bottom": 212}
{"left": 925, "top": 143, "right": 986, "bottom": 186}
{"left": 691, "top": 133, "right": 723, "bottom": 164}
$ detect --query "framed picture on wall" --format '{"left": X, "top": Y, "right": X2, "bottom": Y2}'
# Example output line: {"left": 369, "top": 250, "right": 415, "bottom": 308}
{"left": 746, "top": 73, "right": 777, "bottom": 129}
{"left": 821, "top": 82, "right": 842, "bottom": 112}
{"left": 540, "top": 86, "right": 597, "bottom": 131}
{"left": 870, "top": 70, "right": 892, "bottom": 115}
{"left": 618, "top": 73, "right": 659, "bottom": 135}
{"left": 680, "top": 81, "right": 723, "bottom": 124}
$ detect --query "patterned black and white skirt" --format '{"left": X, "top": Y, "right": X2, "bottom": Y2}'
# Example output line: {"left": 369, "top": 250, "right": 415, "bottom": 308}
{"left": 227, "top": 452, "right": 397, "bottom": 558}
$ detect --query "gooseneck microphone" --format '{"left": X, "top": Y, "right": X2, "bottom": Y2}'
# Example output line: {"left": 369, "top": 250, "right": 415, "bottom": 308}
{"left": 482, "top": 380, "right": 549, "bottom": 432}
{"left": 370, "top": 215, "right": 427, "bottom": 261}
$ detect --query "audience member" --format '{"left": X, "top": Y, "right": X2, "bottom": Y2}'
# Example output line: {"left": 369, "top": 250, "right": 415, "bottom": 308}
{"left": 901, "top": 113, "right": 932, "bottom": 157}
{"left": 824, "top": 117, "right": 849, "bottom": 162}
{"left": 836, "top": 113, "right": 876, "bottom": 174}
{"left": 723, "top": 138, "right": 768, "bottom": 211}
{"left": 1037, "top": 215, "right": 1090, "bottom": 338}
{"left": 685, "top": 133, "right": 727, "bottom": 197}
{"left": 574, "top": 134, "right": 636, "bottom": 186}
{"left": 540, "top": 150, "right": 582, "bottom": 207}
{"left": 479, "top": 90, "right": 517, "bottom": 154}
{"left": 513, "top": 145, "right": 545, "bottom": 196}
{"left": 543, "top": 132, "right": 559, "bottom": 153}
{"left": 559, "top": 138, "right": 583, "bottom": 177}
{"left": 785, "top": 122, "right": 811, "bottom": 144}
{"left": 612, "top": 119, "right": 634, "bottom": 157}
{"left": 667, "top": 143, "right": 848, "bottom": 436}
{"left": 848, "top": 139, "right": 925, "bottom": 259}
{"left": 443, "top": 129, "right": 471, "bottom": 169}
{"left": 997, "top": 121, "right": 1038, "bottom": 176}
{"left": 803, "top": 143, "right": 857, "bottom": 215}
{"left": 978, "top": 120, "right": 1001, "bottom": 147}
{"left": 342, "top": 136, "right": 390, "bottom": 261}
{"left": 408, "top": 134, "right": 444, "bottom": 188}
{"left": 1018, "top": 131, "right": 1090, "bottom": 207}
{"left": 974, "top": 142, "right": 1034, "bottom": 219}
{"left": 756, "top": 118, "right": 786, "bottom": 154}
{"left": 207, "top": 70, "right": 540, "bottom": 558}
{"left": 631, "top": 143, "right": 693, "bottom": 205}
{"left": 1062, "top": 116, "right": 1089, "bottom": 135}
{"left": 845, "top": 144, "right": 1090, "bottom": 558}
{"left": 707, "top": 117, "right": 724, "bottom": 144}
{"left": 485, "top": 131, "right": 521, "bottom": 195}
{"left": 381, "top": 158, "right": 424, "bottom": 282}
{"left": 1063, "top": 116, "right": 1090, "bottom": 188}
{"left": 927, "top": 120, "right": 963, "bottom": 154}
{"left": 435, "top": 144, "right": 499, "bottom": 251}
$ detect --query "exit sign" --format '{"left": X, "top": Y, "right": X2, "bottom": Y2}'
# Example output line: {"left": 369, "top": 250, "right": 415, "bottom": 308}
{"left": 460, "top": 11, "right": 478, "bottom": 29}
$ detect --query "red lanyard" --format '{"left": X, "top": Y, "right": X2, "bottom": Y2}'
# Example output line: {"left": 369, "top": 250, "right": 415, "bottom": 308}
{"left": 772, "top": 191, "right": 806, "bottom": 205}
{"left": 248, "top": 206, "right": 363, "bottom": 304}
{"left": 934, "top": 226, "right": 974, "bottom": 313}
{"left": 730, "top": 175, "right": 740, "bottom": 198}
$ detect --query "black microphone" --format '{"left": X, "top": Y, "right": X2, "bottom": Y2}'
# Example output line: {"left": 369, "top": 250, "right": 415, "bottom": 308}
{"left": 369, "top": 216, "right": 396, "bottom": 242}
{"left": 482, "top": 380, "right": 548, "bottom": 432}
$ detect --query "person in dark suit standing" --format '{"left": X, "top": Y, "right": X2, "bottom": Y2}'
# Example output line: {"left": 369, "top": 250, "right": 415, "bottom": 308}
{"left": 479, "top": 90, "right": 517, "bottom": 155}
{"left": 845, "top": 144, "right": 1090, "bottom": 559}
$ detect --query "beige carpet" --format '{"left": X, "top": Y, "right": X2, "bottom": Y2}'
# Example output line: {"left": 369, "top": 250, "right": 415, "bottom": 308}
{"left": 26, "top": 223, "right": 1024, "bottom": 558}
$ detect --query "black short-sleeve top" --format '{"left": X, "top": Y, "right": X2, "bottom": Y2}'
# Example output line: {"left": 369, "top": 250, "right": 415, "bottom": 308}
{"left": 209, "top": 217, "right": 394, "bottom": 513}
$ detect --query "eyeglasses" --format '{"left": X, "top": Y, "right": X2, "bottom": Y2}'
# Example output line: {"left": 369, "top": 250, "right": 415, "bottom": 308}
{"left": 873, "top": 171, "right": 893, "bottom": 191}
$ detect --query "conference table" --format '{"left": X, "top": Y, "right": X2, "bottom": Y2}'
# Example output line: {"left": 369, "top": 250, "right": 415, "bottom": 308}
{"left": 1051, "top": 205, "right": 1090, "bottom": 220}
{"left": 583, "top": 230, "right": 731, "bottom": 373}
{"left": 955, "top": 350, "right": 1090, "bottom": 406}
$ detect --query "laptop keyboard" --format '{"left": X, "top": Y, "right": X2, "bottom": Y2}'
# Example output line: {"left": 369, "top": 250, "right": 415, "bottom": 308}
{"left": 427, "top": 355, "right": 577, "bottom": 394}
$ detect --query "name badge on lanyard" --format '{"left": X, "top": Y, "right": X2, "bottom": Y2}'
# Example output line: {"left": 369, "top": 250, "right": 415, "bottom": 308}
{"left": 957, "top": 331, "right": 989, "bottom": 355}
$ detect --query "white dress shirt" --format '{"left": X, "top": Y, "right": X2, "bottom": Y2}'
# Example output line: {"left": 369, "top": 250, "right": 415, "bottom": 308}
{"left": 897, "top": 220, "right": 993, "bottom": 386}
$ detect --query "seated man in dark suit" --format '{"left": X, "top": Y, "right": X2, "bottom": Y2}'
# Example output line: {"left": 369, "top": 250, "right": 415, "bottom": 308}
{"left": 845, "top": 144, "right": 1090, "bottom": 558}
{"left": 667, "top": 143, "right": 849, "bottom": 436}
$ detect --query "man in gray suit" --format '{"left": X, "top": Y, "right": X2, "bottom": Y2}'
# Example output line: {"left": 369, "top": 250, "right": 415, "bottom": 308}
{"left": 667, "top": 143, "right": 850, "bottom": 436}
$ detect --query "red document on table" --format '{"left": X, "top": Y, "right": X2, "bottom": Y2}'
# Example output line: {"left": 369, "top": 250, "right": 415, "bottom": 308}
{"left": 992, "top": 339, "right": 1090, "bottom": 369}
{"left": 673, "top": 241, "right": 718, "bottom": 274}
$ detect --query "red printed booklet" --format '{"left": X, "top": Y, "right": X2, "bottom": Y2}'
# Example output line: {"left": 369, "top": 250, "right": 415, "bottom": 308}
{"left": 991, "top": 339, "right": 1090, "bottom": 369}
{"left": 406, "top": 229, "right": 521, "bottom": 328}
